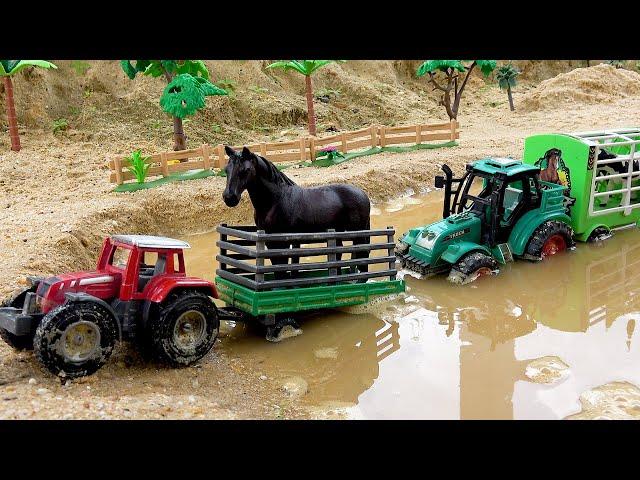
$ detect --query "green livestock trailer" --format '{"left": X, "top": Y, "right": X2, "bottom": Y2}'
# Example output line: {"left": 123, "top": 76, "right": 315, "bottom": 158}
{"left": 523, "top": 127, "right": 640, "bottom": 241}
{"left": 214, "top": 224, "right": 405, "bottom": 338}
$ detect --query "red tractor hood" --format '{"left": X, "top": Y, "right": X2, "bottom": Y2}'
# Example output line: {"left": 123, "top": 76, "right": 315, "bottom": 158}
{"left": 37, "top": 270, "right": 121, "bottom": 313}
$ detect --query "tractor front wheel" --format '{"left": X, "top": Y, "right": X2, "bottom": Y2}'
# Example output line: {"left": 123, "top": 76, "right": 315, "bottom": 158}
{"left": 525, "top": 220, "right": 574, "bottom": 260}
{"left": 149, "top": 291, "right": 219, "bottom": 367}
{"left": 447, "top": 252, "right": 498, "bottom": 285}
{"left": 33, "top": 302, "right": 119, "bottom": 378}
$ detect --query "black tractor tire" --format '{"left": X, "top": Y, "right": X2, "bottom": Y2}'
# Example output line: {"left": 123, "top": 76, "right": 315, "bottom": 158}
{"left": 148, "top": 291, "right": 219, "bottom": 367}
{"left": 33, "top": 302, "right": 119, "bottom": 378}
{"left": 447, "top": 251, "right": 498, "bottom": 285}
{"left": 0, "top": 328, "right": 34, "bottom": 351}
{"left": 525, "top": 220, "right": 575, "bottom": 260}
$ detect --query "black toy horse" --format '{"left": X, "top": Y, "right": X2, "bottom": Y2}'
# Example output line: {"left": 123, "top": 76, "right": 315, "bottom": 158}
{"left": 222, "top": 146, "right": 371, "bottom": 276}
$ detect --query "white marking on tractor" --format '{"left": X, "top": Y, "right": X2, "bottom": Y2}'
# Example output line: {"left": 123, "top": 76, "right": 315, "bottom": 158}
{"left": 78, "top": 276, "right": 114, "bottom": 286}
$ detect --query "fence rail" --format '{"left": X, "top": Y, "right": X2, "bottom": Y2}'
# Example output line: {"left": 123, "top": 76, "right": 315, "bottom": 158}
{"left": 215, "top": 224, "right": 397, "bottom": 291}
{"left": 108, "top": 120, "right": 459, "bottom": 184}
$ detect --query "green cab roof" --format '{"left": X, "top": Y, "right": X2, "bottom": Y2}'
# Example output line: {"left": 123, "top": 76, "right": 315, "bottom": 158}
{"left": 471, "top": 157, "right": 540, "bottom": 177}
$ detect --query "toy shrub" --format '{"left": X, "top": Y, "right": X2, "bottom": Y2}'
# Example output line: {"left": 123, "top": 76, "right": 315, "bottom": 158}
{"left": 315, "top": 146, "right": 345, "bottom": 164}
{"left": 495, "top": 63, "right": 520, "bottom": 111}
{"left": 125, "top": 149, "right": 151, "bottom": 184}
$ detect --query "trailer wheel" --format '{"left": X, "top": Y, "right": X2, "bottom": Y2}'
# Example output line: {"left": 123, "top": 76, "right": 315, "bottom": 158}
{"left": 525, "top": 220, "right": 574, "bottom": 260}
{"left": 33, "top": 302, "right": 118, "bottom": 378}
{"left": 587, "top": 227, "right": 612, "bottom": 243}
{"left": 447, "top": 252, "right": 498, "bottom": 285}
{"left": 149, "top": 291, "right": 219, "bottom": 367}
{"left": 0, "top": 328, "right": 33, "bottom": 351}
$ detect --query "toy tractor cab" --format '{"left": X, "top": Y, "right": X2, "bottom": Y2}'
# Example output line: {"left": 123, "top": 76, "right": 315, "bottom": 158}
{"left": 396, "top": 158, "right": 575, "bottom": 284}
{"left": 0, "top": 235, "right": 220, "bottom": 378}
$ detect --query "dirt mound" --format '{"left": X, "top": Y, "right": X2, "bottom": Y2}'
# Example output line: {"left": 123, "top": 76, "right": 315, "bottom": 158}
{"left": 519, "top": 64, "right": 640, "bottom": 112}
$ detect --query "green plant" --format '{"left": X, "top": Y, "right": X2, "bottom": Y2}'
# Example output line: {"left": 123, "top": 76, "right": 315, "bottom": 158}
{"left": 315, "top": 146, "right": 345, "bottom": 163}
{"left": 125, "top": 149, "right": 151, "bottom": 184}
{"left": 0, "top": 60, "right": 57, "bottom": 151}
{"left": 120, "top": 60, "right": 228, "bottom": 150}
{"left": 315, "top": 87, "right": 341, "bottom": 99}
{"left": 495, "top": 63, "right": 520, "bottom": 111}
{"left": 266, "top": 60, "right": 345, "bottom": 136}
{"left": 69, "top": 106, "right": 81, "bottom": 116}
{"left": 71, "top": 60, "right": 91, "bottom": 76}
{"left": 83, "top": 87, "right": 92, "bottom": 98}
{"left": 52, "top": 118, "right": 69, "bottom": 135}
{"left": 416, "top": 60, "right": 496, "bottom": 120}
{"left": 211, "top": 123, "right": 223, "bottom": 133}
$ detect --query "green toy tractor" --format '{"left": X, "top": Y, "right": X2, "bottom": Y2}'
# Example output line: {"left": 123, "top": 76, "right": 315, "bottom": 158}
{"left": 395, "top": 158, "right": 576, "bottom": 284}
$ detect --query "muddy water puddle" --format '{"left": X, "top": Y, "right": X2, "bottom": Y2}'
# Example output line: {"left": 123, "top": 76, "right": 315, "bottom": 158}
{"left": 182, "top": 192, "right": 640, "bottom": 419}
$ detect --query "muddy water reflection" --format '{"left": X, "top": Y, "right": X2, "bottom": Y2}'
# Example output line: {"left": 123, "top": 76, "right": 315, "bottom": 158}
{"left": 182, "top": 192, "right": 640, "bottom": 419}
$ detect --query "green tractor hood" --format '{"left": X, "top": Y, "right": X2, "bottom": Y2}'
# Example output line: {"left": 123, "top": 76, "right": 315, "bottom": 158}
{"left": 396, "top": 211, "right": 483, "bottom": 276}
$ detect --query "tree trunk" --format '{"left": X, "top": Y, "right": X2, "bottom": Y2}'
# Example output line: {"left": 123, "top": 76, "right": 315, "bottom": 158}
{"left": 173, "top": 116, "right": 187, "bottom": 151}
{"left": 305, "top": 74, "right": 316, "bottom": 136}
{"left": 507, "top": 85, "right": 515, "bottom": 111}
{"left": 586, "top": 60, "right": 591, "bottom": 67}
{"left": 451, "top": 62, "right": 476, "bottom": 120}
{"left": 3, "top": 76, "right": 21, "bottom": 152}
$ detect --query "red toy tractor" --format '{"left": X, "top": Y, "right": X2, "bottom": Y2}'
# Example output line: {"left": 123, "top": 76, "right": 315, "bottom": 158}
{"left": 0, "top": 235, "right": 222, "bottom": 378}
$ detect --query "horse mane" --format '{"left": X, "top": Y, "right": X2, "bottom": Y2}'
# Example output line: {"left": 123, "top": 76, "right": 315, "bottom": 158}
{"left": 255, "top": 154, "right": 296, "bottom": 186}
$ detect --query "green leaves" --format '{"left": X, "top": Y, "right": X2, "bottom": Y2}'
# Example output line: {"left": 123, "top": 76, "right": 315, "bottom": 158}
{"left": 120, "top": 60, "right": 211, "bottom": 79}
{"left": 495, "top": 63, "right": 520, "bottom": 90}
{"left": 159, "top": 74, "right": 228, "bottom": 119}
{"left": 126, "top": 149, "right": 151, "bottom": 184}
{"left": 0, "top": 60, "right": 57, "bottom": 77}
{"left": 416, "top": 60, "right": 496, "bottom": 77}
{"left": 266, "top": 60, "right": 344, "bottom": 76}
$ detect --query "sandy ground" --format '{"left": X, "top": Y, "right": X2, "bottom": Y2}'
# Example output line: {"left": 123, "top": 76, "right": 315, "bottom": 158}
{"left": 1, "top": 63, "right": 640, "bottom": 419}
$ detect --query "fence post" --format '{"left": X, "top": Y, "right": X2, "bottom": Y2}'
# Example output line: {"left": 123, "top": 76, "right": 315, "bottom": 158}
{"left": 202, "top": 144, "right": 211, "bottom": 170}
{"left": 260, "top": 142, "right": 267, "bottom": 157}
{"left": 219, "top": 223, "right": 227, "bottom": 272}
{"left": 370, "top": 125, "right": 377, "bottom": 148}
{"left": 216, "top": 144, "right": 226, "bottom": 168}
{"left": 299, "top": 138, "right": 306, "bottom": 161}
{"left": 255, "top": 230, "right": 265, "bottom": 284}
{"left": 450, "top": 120, "right": 457, "bottom": 141}
{"left": 379, "top": 126, "right": 386, "bottom": 147}
{"left": 309, "top": 137, "right": 316, "bottom": 162}
{"left": 416, "top": 125, "right": 422, "bottom": 144}
{"left": 341, "top": 133, "right": 348, "bottom": 153}
{"left": 387, "top": 226, "right": 396, "bottom": 280}
{"left": 327, "top": 229, "right": 337, "bottom": 277}
{"left": 113, "top": 157, "right": 123, "bottom": 185}
{"left": 160, "top": 152, "right": 169, "bottom": 177}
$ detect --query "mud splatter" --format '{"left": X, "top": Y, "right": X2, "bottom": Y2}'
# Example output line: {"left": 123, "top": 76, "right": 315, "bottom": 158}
{"left": 566, "top": 382, "right": 640, "bottom": 420}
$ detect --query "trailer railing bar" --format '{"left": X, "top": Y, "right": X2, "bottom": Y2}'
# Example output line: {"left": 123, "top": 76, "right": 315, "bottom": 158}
{"left": 217, "top": 254, "right": 396, "bottom": 274}
{"left": 216, "top": 225, "right": 394, "bottom": 242}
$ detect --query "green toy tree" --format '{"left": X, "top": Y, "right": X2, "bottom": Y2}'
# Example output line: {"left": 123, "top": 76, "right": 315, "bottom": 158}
{"left": 1, "top": 60, "right": 57, "bottom": 152}
{"left": 120, "top": 60, "right": 227, "bottom": 150}
{"left": 495, "top": 63, "right": 520, "bottom": 111}
{"left": 416, "top": 60, "right": 496, "bottom": 120}
{"left": 266, "top": 60, "right": 344, "bottom": 136}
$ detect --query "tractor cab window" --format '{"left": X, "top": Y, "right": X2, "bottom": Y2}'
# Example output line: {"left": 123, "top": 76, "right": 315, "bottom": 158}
{"left": 111, "top": 246, "right": 132, "bottom": 270}
{"left": 137, "top": 251, "right": 167, "bottom": 292}
{"left": 502, "top": 180, "right": 524, "bottom": 222}
{"left": 459, "top": 174, "right": 496, "bottom": 214}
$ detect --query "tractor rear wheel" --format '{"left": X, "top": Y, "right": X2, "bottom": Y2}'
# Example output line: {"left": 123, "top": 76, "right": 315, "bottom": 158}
{"left": 33, "top": 302, "right": 119, "bottom": 378}
{"left": 149, "top": 291, "right": 219, "bottom": 367}
{"left": 447, "top": 252, "right": 498, "bottom": 285}
{"left": 0, "top": 328, "right": 33, "bottom": 351}
{"left": 525, "top": 220, "right": 574, "bottom": 260}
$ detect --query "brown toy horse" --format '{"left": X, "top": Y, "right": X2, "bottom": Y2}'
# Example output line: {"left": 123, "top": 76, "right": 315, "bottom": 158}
{"left": 540, "top": 149, "right": 561, "bottom": 184}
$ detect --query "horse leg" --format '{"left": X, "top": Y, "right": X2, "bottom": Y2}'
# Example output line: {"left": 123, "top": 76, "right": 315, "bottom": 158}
{"left": 266, "top": 240, "right": 290, "bottom": 284}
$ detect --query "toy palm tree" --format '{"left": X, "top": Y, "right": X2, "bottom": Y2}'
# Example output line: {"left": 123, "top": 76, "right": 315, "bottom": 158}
{"left": 121, "top": 60, "right": 227, "bottom": 150}
{"left": 416, "top": 60, "right": 496, "bottom": 120}
{"left": 1, "top": 60, "right": 57, "bottom": 152}
{"left": 266, "top": 60, "right": 343, "bottom": 136}
{"left": 495, "top": 63, "right": 520, "bottom": 111}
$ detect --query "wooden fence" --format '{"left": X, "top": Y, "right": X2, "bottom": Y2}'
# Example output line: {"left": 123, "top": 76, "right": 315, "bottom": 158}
{"left": 108, "top": 120, "right": 459, "bottom": 185}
